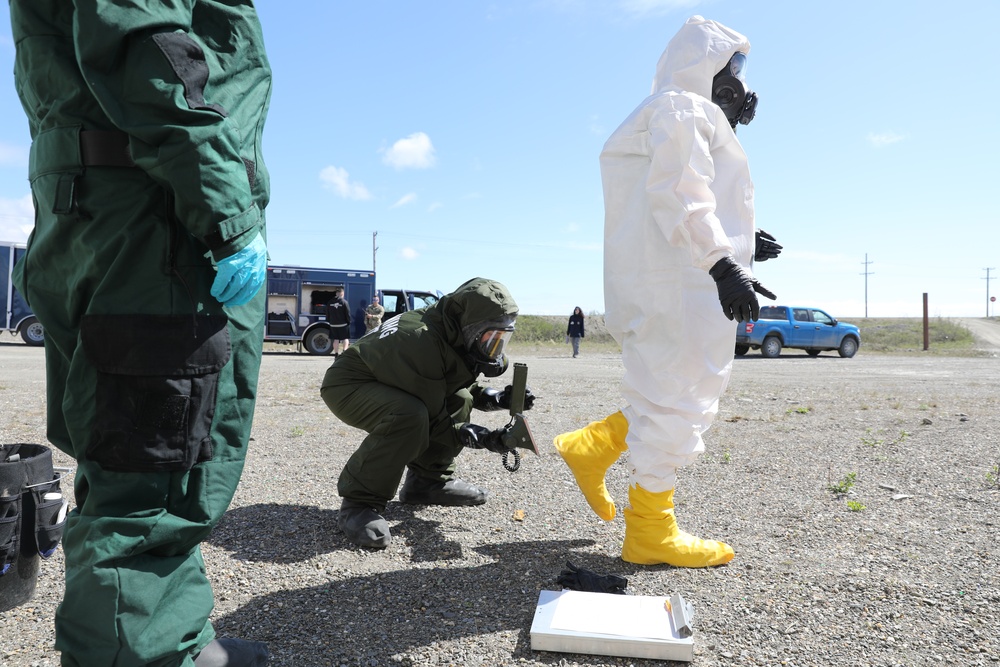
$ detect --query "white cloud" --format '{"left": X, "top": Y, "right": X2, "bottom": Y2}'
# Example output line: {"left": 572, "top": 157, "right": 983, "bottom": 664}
{"left": 382, "top": 132, "right": 436, "bottom": 170}
{"left": 400, "top": 247, "right": 419, "bottom": 260}
{"left": 319, "top": 166, "right": 373, "bottom": 200}
{"left": 0, "top": 142, "right": 28, "bottom": 167}
{"left": 427, "top": 202, "right": 443, "bottom": 213}
{"left": 0, "top": 194, "right": 35, "bottom": 243}
{"left": 391, "top": 193, "right": 417, "bottom": 209}
{"left": 867, "top": 132, "right": 906, "bottom": 148}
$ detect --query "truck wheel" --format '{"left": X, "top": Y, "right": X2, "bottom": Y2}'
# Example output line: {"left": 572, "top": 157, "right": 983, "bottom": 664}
{"left": 304, "top": 328, "right": 333, "bottom": 355}
{"left": 19, "top": 317, "right": 45, "bottom": 346}
{"left": 735, "top": 344, "right": 750, "bottom": 356}
{"left": 806, "top": 349, "right": 821, "bottom": 357}
{"left": 761, "top": 336, "right": 782, "bottom": 358}
{"left": 838, "top": 337, "right": 859, "bottom": 358}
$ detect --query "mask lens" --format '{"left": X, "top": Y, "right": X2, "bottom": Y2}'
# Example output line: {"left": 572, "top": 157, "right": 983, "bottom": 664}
{"left": 728, "top": 53, "right": 747, "bottom": 80}
{"left": 479, "top": 328, "right": 514, "bottom": 360}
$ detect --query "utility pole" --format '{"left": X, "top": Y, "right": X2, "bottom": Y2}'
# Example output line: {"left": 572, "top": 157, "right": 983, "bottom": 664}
{"left": 372, "top": 231, "right": 378, "bottom": 272}
{"left": 860, "top": 254, "right": 874, "bottom": 318}
{"left": 984, "top": 267, "right": 995, "bottom": 317}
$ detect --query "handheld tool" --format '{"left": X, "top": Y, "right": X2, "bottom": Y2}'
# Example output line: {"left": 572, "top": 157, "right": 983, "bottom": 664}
{"left": 499, "top": 362, "right": 538, "bottom": 471}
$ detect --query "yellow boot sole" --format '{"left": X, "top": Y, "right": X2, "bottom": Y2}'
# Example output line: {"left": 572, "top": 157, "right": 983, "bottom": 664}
{"left": 553, "top": 411, "right": 628, "bottom": 521}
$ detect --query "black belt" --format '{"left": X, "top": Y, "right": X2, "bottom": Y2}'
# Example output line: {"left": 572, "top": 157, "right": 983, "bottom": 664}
{"left": 80, "top": 130, "right": 137, "bottom": 168}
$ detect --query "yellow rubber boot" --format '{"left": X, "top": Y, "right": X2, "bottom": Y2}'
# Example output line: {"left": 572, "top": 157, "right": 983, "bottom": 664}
{"left": 553, "top": 411, "right": 629, "bottom": 521}
{"left": 622, "top": 484, "right": 735, "bottom": 567}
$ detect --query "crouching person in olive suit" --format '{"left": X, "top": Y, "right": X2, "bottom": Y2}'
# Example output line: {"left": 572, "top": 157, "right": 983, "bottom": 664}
{"left": 321, "top": 277, "right": 534, "bottom": 548}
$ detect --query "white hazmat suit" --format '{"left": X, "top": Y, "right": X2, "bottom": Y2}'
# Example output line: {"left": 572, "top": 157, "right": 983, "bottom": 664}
{"left": 555, "top": 16, "right": 766, "bottom": 568}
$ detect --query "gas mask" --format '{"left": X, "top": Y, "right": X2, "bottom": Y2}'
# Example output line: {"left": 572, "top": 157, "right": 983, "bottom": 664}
{"left": 711, "top": 52, "right": 758, "bottom": 129}
{"left": 463, "top": 315, "right": 516, "bottom": 377}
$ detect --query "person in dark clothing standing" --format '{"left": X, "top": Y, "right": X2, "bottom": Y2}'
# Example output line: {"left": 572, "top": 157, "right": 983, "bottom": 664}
{"left": 328, "top": 287, "right": 352, "bottom": 356}
{"left": 567, "top": 306, "right": 585, "bottom": 358}
{"left": 321, "top": 277, "right": 534, "bottom": 549}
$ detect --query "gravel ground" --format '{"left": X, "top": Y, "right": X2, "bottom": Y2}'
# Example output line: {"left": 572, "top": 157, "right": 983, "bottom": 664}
{"left": 1, "top": 338, "right": 999, "bottom": 667}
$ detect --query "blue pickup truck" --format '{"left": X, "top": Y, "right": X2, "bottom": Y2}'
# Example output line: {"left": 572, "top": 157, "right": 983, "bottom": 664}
{"left": 735, "top": 305, "right": 860, "bottom": 358}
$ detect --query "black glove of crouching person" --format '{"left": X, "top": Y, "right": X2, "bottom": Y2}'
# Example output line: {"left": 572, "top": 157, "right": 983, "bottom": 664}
{"left": 473, "top": 385, "right": 536, "bottom": 412}
{"left": 458, "top": 423, "right": 509, "bottom": 454}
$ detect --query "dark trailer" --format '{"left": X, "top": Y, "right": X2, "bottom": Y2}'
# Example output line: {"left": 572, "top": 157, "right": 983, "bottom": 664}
{"left": 265, "top": 265, "right": 376, "bottom": 355}
{"left": 1, "top": 241, "right": 44, "bottom": 346}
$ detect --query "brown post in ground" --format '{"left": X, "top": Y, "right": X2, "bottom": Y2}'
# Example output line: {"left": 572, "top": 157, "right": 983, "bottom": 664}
{"left": 922, "top": 293, "right": 929, "bottom": 351}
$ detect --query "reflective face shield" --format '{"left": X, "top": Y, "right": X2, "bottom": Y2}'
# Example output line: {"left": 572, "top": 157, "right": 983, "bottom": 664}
{"left": 461, "top": 312, "right": 516, "bottom": 376}
{"left": 711, "top": 52, "right": 758, "bottom": 129}
{"left": 727, "top": 52, "right": 748, "bottom": 80}
{"left": 478, "top": 327, "right": 514, "bottom": 361}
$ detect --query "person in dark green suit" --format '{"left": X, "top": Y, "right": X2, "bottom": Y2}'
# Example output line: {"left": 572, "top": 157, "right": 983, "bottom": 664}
{"left": 322, "top": 277, "right": 533, "bottom": 548}
{"left": 8, "top": 1, "right": 272, "bottom": 665}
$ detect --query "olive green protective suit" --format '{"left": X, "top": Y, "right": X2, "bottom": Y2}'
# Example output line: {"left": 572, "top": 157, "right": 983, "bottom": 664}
{"left": 8, "top": 2, "right": 271, "bottom": 665}
{"left": 322, "top": 278, "right": 518, "bottom": 508}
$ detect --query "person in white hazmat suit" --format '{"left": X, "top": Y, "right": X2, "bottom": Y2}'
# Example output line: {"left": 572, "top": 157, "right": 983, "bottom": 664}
{"left": 554, "top": 15, "right": 781, "bottom": 568}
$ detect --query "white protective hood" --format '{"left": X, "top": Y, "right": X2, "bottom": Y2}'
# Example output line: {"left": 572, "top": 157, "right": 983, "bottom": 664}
{"left": 652, "top": 15, "right": 751, "bottom": 99}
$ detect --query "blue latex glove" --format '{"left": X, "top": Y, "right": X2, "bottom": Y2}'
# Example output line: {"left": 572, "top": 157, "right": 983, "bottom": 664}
{"left": 210, "top": 232, "right": 267, "bottom": 306}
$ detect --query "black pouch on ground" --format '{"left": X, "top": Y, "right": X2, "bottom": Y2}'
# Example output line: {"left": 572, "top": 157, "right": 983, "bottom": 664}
{"left": 0, "top": 443, "right": 68, "bottom": 612}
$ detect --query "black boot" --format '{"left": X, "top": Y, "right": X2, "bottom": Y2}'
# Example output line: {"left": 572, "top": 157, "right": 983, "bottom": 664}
{"left": 398, "top": 471, "right": 487, "bottom": 506}
{"left": 194, "top": 638, "right": 268, "bottom": 666}
{"left": 338, "top": 499, "right": 391, "bottom": 548}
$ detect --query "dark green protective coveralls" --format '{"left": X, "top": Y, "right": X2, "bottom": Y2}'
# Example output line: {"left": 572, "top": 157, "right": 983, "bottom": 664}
{"left": 322, "top": 278, "right": 519, "bottom": 508}
{"left": 8, "top": 2, "right": 271, "bottom": 665}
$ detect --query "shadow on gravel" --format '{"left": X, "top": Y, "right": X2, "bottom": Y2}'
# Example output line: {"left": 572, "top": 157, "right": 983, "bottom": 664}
{"left": 208, "top": 503, "right": 342, "bottom": 562}
{"left": 212, "top": 537, "right": 625, "bottom": 666}
{"left": 210, "top": 503, "right": 608, "bottom": 569}
{"left": 734, "top": 353, "right": 849, "bottom": 361}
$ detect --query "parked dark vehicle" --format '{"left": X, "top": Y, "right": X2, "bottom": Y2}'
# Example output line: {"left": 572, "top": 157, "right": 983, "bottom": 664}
{"left": 378, "top": 289, "right": 441, "bottom": 320}
{"left": 736, "top": 305, "right": 860, "bottom": 358}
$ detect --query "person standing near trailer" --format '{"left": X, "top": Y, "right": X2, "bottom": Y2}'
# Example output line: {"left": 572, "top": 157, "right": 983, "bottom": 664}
{"left": 328, "top": 287, "right": 352, "bottom": 357}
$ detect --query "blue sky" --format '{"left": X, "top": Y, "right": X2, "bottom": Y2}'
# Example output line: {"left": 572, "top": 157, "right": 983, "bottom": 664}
{"left": 2, "top": 1, "right": 999, "bottom": 318}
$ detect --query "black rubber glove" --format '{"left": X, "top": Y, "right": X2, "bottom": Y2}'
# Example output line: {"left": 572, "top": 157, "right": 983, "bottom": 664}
{"left": 472, "top": 385, "right": 536, "bottom": 412}
{"left": 754, "top": 229, "right": 782, "bottom": 262}
{"left": 458, "top": 423, "right": 509, "bottom": 453}
{"left": 556, "top": 561, "right": 628, "bottom": 595}
{"left": 709, "top": 256, "right": 777, "bottom": 323}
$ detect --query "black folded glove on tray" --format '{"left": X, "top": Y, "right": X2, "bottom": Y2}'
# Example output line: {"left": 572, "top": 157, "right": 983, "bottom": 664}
{"left": 556, "top": 561, "right": 628, "bottom": 595}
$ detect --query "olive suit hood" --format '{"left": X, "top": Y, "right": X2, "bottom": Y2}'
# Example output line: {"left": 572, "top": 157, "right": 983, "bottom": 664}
{"left": 432, "top": 277, "right": 519, "bottom": 354}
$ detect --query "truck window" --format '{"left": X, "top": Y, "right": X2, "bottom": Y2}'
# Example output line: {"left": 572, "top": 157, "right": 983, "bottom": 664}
{"left": 792, "top": 309, "right": 810, "bottom": 322}
{"left": 811, "top": 309, "right": 834, "bottom": 325}
{"left": 411, "top": 293, "right": 438, "bottom": 310}
{"left": 758, "top": 306, "right": 784, "bottom": 320}
{"left": 381, "top": 293, "right": 401, "bottom": 315}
